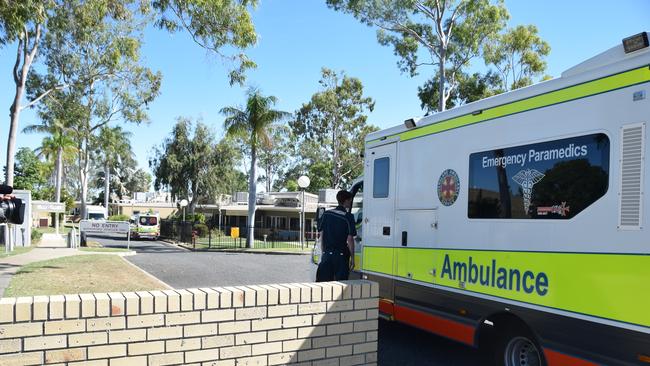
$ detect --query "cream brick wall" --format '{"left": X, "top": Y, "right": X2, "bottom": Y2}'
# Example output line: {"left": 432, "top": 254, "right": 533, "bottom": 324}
{"left": 0, "top": 280, "right": 378, "bottom": 366}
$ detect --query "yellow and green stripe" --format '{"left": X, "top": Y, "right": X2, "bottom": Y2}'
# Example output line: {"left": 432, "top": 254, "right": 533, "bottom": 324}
{"left": 362, "top": 246, "right": 650, "bottom": 328}
{"left": 371, "top": 65, "right": 650, "bottom": 143}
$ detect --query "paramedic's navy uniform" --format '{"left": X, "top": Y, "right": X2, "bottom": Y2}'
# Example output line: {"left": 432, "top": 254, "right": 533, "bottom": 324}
{"left": 316, "top": 205, "right": 357, "bottom": 282}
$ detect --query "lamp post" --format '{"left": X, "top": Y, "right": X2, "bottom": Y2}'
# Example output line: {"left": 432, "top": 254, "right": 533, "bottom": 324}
{"left": 297, "top": 175, "right": 310, "bottom": 249}
{"left": 179, "top": 199, "right": 188, "bottom": 242}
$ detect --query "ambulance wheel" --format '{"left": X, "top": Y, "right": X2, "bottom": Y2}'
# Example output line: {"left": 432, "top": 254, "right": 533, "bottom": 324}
{"left": 495, "top": 331, "right": 544, "bottom": 366}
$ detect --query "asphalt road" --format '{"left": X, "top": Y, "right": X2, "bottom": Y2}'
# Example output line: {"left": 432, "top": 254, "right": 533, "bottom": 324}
{"left": 91, "top": 234, "right": 483, "bottom": 366}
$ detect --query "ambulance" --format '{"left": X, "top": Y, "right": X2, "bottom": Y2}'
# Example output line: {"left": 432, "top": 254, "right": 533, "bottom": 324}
{"left": 352, "top": 32, "right": 650, "bottom": 366}
{"left": 129, "top": 213, "right": 160, "bottom": 240}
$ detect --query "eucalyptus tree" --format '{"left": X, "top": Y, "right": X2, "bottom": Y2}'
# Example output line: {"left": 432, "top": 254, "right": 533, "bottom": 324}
{"left": 221, "top": 89, "right": 290, "bottom": 247}
{"left": 1, "top": 0, "right": 53, "bottom": 185}
{"left": 257, "top": 124, "right": 291, "bottom": 193}
{"left": 483, "top": 24, "right": 551, "bottom": 91}
{"left": 151, "top": 0, "right": 258, "bottom": 85}
{"left": 327, "top": 0, "right": 508, "bottom": 112}
{"left": 31, "top": 1, "right": 161, "bottom": 218}
{"left": 150, "top": 118, "right": 243, "bottom": 213}
{"left": 124, "top": 168, "right": 152, "bottom": 194}
{"left": 289, "top": 68, "right": 376, "bottom": 190}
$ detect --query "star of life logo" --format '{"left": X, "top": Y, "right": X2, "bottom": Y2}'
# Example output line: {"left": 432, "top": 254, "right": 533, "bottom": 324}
{"left": 512, "top": 169, "right": 545, "bottom": 214}
{"left": 437, "top": 169, "right": 460, "bottom": 206}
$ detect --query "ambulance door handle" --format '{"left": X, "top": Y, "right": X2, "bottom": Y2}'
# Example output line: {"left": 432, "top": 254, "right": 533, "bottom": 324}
{"left": 401, "top": 231, "right": 407, "bottom": 246}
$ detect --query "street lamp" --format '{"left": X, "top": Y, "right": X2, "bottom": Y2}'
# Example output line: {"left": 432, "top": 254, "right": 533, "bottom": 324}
{"left": 179, "top": 199, "right": 188, "bottom": 222}
{"left": 297, "top": 175, "right": 310, "bottom": 249}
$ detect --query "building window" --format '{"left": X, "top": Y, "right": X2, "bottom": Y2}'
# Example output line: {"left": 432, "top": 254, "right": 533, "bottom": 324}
{"left": 468, "top": 133, "right": 610, "bottom": 219}
{"left": 373, "top": 157, "right": 390, "bottom": 198}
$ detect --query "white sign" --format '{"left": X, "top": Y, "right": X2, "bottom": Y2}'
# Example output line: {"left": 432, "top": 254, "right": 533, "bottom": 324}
{"left": 33, "top": 202, "right": 65, "bottom": 213}
{"left": 79, "top": 220, "right": 130, "bottom": 234}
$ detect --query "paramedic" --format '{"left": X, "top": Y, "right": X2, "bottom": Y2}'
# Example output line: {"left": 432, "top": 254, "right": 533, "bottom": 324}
{"left": 316, "top": 190, "right": 356, "bottom": 281}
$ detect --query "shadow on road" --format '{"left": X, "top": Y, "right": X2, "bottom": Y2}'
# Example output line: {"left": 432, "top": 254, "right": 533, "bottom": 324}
{"left": 379, "top": 319, "right": 484, "bottom": 365}
{"left": 86, "top": 234, "right": 185, "bottom": 254}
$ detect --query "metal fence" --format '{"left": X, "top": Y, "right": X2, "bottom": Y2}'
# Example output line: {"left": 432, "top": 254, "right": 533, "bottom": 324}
{"left": 160, "top": 220, "right": 315, "bottom": 250}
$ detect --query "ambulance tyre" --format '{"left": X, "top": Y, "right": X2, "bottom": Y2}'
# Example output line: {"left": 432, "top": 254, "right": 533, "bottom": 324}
{"left": 494, "top": 328, "right": 544, "bottom": 366}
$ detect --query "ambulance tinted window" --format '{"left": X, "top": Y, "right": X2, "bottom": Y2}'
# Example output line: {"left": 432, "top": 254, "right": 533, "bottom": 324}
{"left": 468, "top": 133, "right": 610, "bottom": 219}
{"left": 373, "top": 157, "right": 390, "bottom": 198}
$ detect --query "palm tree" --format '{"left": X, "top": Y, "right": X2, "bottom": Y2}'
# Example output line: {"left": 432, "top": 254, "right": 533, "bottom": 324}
{"left": 221, "top": 88, "right": 290, "bottom": 248}
{"left": 23, "top": 121, "right": 77, "bottom": 233}
{"left": 95, "top": 126, "right": 134, "bottom": 213}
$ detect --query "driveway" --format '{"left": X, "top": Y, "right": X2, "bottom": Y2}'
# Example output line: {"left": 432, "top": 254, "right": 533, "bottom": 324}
{"left": 90, "top": 234, "right": 482, "bottom": 366}
{"left": 90, "top": 234, "right": 316, "bottom": 288}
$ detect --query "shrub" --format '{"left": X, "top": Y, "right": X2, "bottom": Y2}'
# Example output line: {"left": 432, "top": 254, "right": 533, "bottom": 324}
{"left": 109, "top": 214, "right": 130, "bottom": 222}
{"left": 194, "top": 223, "right": 209, "bottom": 237}
{"left": 31, "top": 228, "right": 43, "bottom": 243}
{"left": 177, "top": 213, "right": 206, "bottom": 224}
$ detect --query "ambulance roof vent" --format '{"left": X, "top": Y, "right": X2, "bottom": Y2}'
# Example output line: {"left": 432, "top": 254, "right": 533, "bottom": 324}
{"left": 618, "top": 123, "right": 645, "bottom": 230}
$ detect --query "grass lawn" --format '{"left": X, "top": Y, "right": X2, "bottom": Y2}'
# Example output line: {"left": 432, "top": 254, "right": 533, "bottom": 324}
{"left": 79, "top": 247, "right": 131, "bottom": 253}
{"left": 0, "top": 246, "right": 34, "bottom": 259}
{"left": 3, "top": 254, "right": 168, "bottom": 297}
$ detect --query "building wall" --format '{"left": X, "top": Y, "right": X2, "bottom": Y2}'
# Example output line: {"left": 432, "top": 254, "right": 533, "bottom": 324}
{"left": 113, "top": 205, "right": 177, "bottom": 219}
{"left": 0, "top": 281, "right": 378, "bottom": 366}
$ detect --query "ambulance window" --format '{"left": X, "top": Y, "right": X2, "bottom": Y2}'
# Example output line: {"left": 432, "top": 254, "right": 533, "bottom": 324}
{"left": 373, "top": 157, "right": 390, "bottom": 198}
{"left": 468, "top": 133, "right": 610, "bottom": 219}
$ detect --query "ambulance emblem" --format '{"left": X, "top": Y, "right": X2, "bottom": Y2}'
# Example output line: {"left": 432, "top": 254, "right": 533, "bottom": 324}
{"left": 512, "top": 169, "right": 545, "bottom": 215}
{"left": 438, "top": 169, "right": 460, "bottom": 206}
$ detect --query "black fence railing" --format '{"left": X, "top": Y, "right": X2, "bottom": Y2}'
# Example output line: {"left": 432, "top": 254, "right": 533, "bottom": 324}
{"left": 160, "top": 220, "right": 315, "bottom": 250}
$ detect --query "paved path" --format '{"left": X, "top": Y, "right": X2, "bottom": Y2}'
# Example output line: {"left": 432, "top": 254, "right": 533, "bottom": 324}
{"left": 0, "top": 248, "right": 86, "bottom": 297}
{"left": 38, "top": 233, "right": 66, "bottom": 248}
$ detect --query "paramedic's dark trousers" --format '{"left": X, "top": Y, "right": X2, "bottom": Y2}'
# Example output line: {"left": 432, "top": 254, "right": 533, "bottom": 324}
{"left": 316, "top": 251, "right": 350, "bottom": 282}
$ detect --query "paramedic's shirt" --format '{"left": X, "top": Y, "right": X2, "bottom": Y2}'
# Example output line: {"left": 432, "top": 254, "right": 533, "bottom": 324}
{"left": 319, "top": 206, "right": 357, "bottom": 252}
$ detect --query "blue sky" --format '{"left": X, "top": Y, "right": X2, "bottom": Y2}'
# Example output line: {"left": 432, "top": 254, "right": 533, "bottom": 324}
{"left": 1, "top": 0, "right": 648, "bottom": 179}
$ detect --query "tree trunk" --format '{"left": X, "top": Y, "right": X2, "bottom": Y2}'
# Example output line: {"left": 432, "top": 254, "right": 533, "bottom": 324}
{"left": 6, "top": 85, "right": 23, "bottom": 186}
{"left": 247, "top": 144, "right": 257, "bottom": 248}
{"left": 55, "top": 146, "right": 63, "bottom": 234}
{"left": 104, "top": 162, "right": 110, "bottom": 214}
{"left": 332, "top": 119, "right": 340, "bottom": 189}
{"left": 438, "top": 48, "right": 447, "bottom": 112}
{"left": 189, "top": 180, "right": 197, "bottom": 214}
{"left": 266, "top": 161, "right": 271, "bottom": 193}
{"left": 6, "top": 27, "right": 40, "bottom": 186}
{"left": 79, "top": 136, "right": 90, "bottom": 220}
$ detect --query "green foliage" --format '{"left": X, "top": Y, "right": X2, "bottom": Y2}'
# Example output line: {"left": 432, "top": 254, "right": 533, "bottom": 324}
{"left": 31, "top": 228, "right": 43, "bottom": 242}
{"left": 26, "top": 0, "right": 162, "bottom": 217}
{"left": 125, "top": 168, "right": 152, "bottom": 193}
{"left": 257, "top": 124, "right": 291, "bottom": 192}
{"left": 288, "top": 68, "right": 377, "bottom": 190}
{"left": 418, "top": 70, "right": 502, "bottom": 112}
{"left": 93, "top": 125, "right": 136, "bottom": 203}
{"left": 327, "top": 0, "right": 509, "bottom": 112}
{"left": 221, "top": 88, "right": 289, "bottom": 247}
{"left": 12, "top": 148, "right": 49, "bottom": 196}
{"left": 193, "top": 223, "right": 209, "bottom": 237}
{"left": 483, "top": 24, "right": 551, "bottom": 91}
{"left": 177, "top": 213, "right": 205, "bottom": 223}
{"left": 151, "top": 0, "right": 258, "bottom": 85}
{"left": 109, "top": 214, "right": 130, "bottom": 221}
{"left": 150, "top": 118, "right": 242, "bottom": 212}
{"left": 0, "top": 0, "right": 49, "bottom": 47}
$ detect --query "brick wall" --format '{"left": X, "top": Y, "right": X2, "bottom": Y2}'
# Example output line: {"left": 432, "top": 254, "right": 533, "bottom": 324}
{"left": 0, "top": 281, "right": 378, "bottom": 366}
